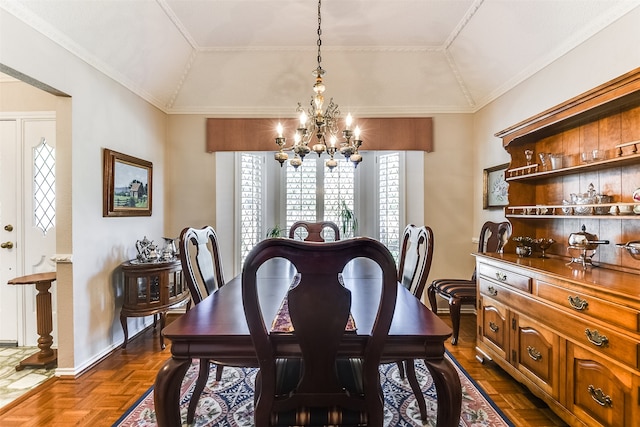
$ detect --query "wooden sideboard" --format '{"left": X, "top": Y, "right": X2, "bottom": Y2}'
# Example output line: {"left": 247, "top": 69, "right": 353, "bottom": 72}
{"left": 478, "top": 68, "right": 640, "bottom": 426}
{"left": 475, "top": 253, "right": 640, "bottom": 427}
{"left": 120, "top": 259, "right": 190, "bottom": 350}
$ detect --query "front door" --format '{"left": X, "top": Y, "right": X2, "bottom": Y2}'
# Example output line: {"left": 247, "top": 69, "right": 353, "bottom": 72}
{"left": 0, "top": 114, "right": 57, "bottom": 346}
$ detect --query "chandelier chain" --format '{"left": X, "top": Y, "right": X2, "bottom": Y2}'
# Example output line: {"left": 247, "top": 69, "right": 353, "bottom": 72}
{"left": 317, "top": 0, "right": 322, "bottom": 70}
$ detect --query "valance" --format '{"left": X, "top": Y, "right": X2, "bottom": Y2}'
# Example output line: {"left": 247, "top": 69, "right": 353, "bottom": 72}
{"left": 206, "top": 117, "right": 433, "bottom": 153}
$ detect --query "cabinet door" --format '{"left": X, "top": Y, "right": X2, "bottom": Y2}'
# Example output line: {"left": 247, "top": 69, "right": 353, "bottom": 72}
{"left": 479, "top": 296, "right": 509, "bottom": 360}
{"left": 512, "top": 312, "right": 559, "bottom": 398}
{"left": 567, "top": 343, "right": 638, "bottom": 427}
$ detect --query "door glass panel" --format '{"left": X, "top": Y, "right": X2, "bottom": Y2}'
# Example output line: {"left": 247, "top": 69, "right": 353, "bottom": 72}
{"left": 33, "top": 137, "right": 55, "bottom": 235}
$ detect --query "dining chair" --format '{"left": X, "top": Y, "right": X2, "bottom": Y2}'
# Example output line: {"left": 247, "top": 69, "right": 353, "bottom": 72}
{"left": 242, "top": 237, "right": 397, "bottom": 427}
{"left": 427, "top": 220, "right": 512, "bottom": 345}
{"left": 288, "top": 220, "right": 341, "bottom": 242}
{"left": 386, "top": 224, "right": 434, "bottom": 421}
{"left": 178, "top": 225, "right": 228, "bottom": 425}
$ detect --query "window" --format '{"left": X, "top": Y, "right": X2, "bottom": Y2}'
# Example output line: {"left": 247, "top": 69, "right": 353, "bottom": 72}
{"left": 284, "top": 156, "right": 355, "bottom": 236}
{"left": 239, "top": 153, "right": 264, "bottom": 265}
{"left": 378, "top": 152, "right": 401, "bottom": 261}
{"left": 232, "top": 151, "right": 414, "bottom": 275}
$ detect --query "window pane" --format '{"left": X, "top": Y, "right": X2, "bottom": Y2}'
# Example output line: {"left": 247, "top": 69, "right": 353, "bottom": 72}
{"left": 379, "top": 153, "right": 401, "bottom": 261}
{"left": 33, "top": 138, "right": 55, "bottom": 235}
{"left": 240, "top": 153, "right": 263, "bottom": 265}
{"left": 324, "top": 159, "right": 355, "bottom": 237}
{"left": 284, "top": 156, "right": 355, "bottom": 239}
{"left": 285, "top": 157, "right": 316, "bottom": 231}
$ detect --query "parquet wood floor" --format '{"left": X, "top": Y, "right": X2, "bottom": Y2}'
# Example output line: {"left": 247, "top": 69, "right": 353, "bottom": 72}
{"left": 0, "top": 313, "right": 568, "bottom": 426}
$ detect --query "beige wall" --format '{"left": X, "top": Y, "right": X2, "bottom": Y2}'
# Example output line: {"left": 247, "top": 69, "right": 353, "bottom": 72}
{"left": 166, "top": 113, "right": 477, "bottom": 305}
{"left": 165, "top": 115, "right": 216, "bottom": 238}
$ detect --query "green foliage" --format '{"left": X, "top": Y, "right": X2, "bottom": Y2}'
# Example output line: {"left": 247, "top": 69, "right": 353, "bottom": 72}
{"left": 266, "top": 224, "right": 285, "bottom": 238}
{"left": 339, "top": 200, "right": 358, "bottom": 238}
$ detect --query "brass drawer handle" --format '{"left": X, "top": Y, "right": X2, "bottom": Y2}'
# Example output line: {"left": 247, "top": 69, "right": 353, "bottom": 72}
{"left": 527, "top": 346, "right": 542, "bottom": 361}
{"left": 495, "top": 272, "right": 507, "bottom": 282}
{"left": 585, "top": 328, "right": 609, "bottom": 347}
{"left": 587, "top": 385, "right": 612, "bottom": 407}
{"left": 568, "top": 295, "right": 588, "bottom": 311}
{"left": 487, "top": 286, "right": 498, "bottom": 296}
{"left": 488, "top": 321, "right": 499, "bottom": 333}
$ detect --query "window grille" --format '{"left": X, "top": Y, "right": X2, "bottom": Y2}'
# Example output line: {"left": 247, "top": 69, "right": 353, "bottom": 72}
{"left": 285, "top": 157, "right": 317, "bottom": 231}
{"left": 378, "top": 153, "right": 401, "bottom": 261}
{"left": 284, "top": 157, "right": 355, "bottom": 239}
{"left": 239, "top": 153, "right": 263, "bottom": 265}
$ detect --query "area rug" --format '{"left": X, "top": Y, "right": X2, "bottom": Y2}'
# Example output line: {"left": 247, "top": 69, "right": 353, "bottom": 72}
{"left": 114, "top": 352, "right": 513, "bottom": 426}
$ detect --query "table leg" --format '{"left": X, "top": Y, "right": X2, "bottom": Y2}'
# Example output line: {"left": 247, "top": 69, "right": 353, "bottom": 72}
{"left": 424, "top": 356, "right": 462, "bottom": 427}
{"left": 16, "top": 279, "right": 57, "bottom": 370}
{"left": 154, "top": 357, "right": 191, "bottom": 427}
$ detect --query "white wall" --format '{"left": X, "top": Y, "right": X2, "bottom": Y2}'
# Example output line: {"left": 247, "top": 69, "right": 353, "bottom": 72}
{"left": 1, "top": 9, "right": 168, "bottom": 374}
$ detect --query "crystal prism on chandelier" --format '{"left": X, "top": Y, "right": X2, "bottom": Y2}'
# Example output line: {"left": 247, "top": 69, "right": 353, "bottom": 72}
{"left": 274, "top": 0, "right": 363, "bottom": 171}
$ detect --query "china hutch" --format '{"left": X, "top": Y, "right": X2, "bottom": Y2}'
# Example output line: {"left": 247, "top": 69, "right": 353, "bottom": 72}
{"left": 475, "top": 68, "right": 640, "bottom": 427}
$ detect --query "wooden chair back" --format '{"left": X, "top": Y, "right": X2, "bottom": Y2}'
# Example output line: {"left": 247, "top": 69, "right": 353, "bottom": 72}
{"left": 471, "top": 221, "right": 512, "bottom": 280}
{"left": 179, "top": 226, "right": 225, "bottom": 304}
{"left": 288, "top": 220, "right": 340, "bottom": 242}
{"left": 242, "top": 237, "right": 397, "bottom": 426}
{"left": 397, "top": 224, "right": 435, "bottom": 299}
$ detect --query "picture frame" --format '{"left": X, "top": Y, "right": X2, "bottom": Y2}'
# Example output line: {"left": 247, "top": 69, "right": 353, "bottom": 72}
{"left": 483, "top": 163, "right": 509, "bottom": 209}
{"left": 103, "top": 149, "right": 152, "bottom": 217}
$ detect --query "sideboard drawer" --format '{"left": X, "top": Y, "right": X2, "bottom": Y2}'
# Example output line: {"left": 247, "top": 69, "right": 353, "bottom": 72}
{"left": 555, "top": 316, "right": 639, "bottom": 371}
{"left": 478, "top": 278, "right": 519, "bottom": 305}
{"left": 536, "top": 280, "right": 640, "bottom": 333}
{"left": 477, "top": 262, "right": 531, "bottom": 292}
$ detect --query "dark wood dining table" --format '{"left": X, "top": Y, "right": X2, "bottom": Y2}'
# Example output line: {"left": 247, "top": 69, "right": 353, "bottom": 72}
{"left": 154, "top": 257, "right": 462, "bottom": 426}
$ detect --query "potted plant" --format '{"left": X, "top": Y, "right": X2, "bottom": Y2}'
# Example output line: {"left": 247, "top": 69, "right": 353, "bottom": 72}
{"left": 338, "top": 200, "right": 358, "bottom": 238}
{"left": 266, "top": 224, "right": 285, "bottom": 238}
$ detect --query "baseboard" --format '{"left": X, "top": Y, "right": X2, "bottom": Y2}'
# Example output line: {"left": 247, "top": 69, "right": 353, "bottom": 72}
{"left": 54, "top": 321, "right": 157, "bottom": 378}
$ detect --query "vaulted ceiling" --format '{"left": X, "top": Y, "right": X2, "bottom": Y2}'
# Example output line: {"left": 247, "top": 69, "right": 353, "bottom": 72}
{"left": 2, "top": 0, "right": 639, "bottom": 115}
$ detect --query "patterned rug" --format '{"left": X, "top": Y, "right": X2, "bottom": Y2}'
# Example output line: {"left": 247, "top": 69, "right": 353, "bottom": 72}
{"left": 114, "top": 352, "right": 513, "bottom": 426}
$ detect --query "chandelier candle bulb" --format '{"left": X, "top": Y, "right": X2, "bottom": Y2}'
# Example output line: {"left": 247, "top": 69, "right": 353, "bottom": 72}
{"left": 346, "top": 113, "right": 353, "bottom": 130}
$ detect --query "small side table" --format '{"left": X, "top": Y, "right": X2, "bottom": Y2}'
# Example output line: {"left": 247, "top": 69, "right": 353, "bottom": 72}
{"left": 120, "top": 259, "right": 190, "bottom": 350}
{"left": 7, "top": 272, "right": 57, "bottom": 371}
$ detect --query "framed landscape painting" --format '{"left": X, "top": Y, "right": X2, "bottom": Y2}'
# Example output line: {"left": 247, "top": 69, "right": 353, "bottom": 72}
{"left": 103, "top": 149, "right": 152, "bottom": 217}
{"left": 483, "top": 163, "right": 509, "bottom": 209}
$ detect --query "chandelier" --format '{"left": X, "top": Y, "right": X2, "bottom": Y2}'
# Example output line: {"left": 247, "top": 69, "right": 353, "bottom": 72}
{"left": 274, "top": 0, "right": 363, "bottom": 170}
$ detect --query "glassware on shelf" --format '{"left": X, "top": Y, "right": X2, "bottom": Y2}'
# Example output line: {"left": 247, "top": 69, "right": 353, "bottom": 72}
{"left": 538, "top": 152, "right": 549, "bottom": 171}
{"left": 525, "top": 149, "right": 533, "bottom": 166}
{"left": 535, "top": 238, "right": 555, "bottom": 258}
{"left": 549, "top": 153, "right": 563, "bottom": 170}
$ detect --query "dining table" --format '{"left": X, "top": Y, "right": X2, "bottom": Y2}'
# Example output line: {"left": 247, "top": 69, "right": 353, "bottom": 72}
{"left": 154, "top": 257, "right": 462, "bottom": 426}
